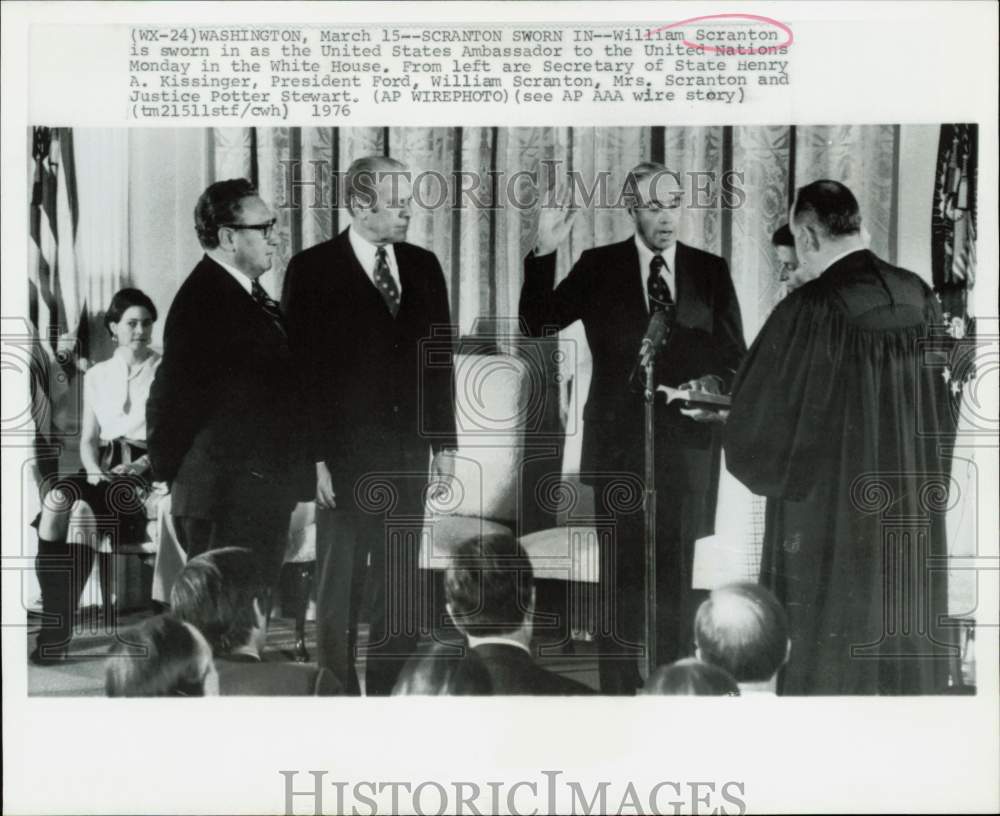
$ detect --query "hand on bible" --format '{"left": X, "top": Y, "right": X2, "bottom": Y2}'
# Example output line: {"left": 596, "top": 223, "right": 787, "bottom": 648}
{"left": 679, "top": 374, "right": 729, "bottom": 423}
{"left": 534, "top": 190, "right": 578, "bottom": 257}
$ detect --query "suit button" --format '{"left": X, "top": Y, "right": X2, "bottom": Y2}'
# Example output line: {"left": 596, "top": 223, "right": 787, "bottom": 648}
{"left": 393, "top": 405, "right": 400, "bottom": 414}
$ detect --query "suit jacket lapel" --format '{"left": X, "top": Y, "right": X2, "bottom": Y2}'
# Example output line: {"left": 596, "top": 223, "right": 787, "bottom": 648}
{"left": 617, "top": 238, "right": 649, "bottom": 320}
{"left": 340, "top": 229, "right": 403, "bottom": 318}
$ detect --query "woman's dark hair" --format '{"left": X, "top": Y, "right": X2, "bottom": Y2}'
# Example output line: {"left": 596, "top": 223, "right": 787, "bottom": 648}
{"left": 104, "top": 288, "right": 157, "bottom": 336}
{"left": 641, "top": 658, "right": 740, "bottom": 696}
{"left": 105, "top": 615, "right": 212, "bottom": 697}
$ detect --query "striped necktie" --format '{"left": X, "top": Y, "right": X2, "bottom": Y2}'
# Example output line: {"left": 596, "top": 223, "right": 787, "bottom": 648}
{"left": 374, "top": 246, "right": 401, "bottom": 317}
{"left": 251, "top": 278, "right": 286, "bottom": 337}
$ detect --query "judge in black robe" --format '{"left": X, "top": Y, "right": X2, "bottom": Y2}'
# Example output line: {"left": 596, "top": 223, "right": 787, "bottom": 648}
{"left": 726, "top": 180, "right": 957, "bottom": 695}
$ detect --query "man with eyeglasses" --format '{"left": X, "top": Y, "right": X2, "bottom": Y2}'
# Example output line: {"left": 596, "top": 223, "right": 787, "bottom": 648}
{"left": 519, "top": 162, "right": 746, "bottom": 694}
{"left": 148, "top": 178, "right": 310, "bottom": 596}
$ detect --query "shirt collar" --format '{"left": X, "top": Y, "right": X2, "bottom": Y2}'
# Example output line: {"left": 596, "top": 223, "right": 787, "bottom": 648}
{"left": 208, "top": 253, "right": 255, "bottom": 296}
{"left": 467, "top": 636, "right": 532, "bottom": 656}
{"left": 349, "top": 225, "right": 397, "bottom": 276}
{"left": 635, "top": 235, "right": 677, "bottom": 276}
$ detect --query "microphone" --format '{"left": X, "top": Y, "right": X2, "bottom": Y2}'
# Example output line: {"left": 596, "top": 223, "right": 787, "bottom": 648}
{"left": 638, "top": 303, "right": 675, "bottom": 368}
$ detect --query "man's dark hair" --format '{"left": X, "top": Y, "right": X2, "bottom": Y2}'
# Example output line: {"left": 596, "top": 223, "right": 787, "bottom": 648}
{"left": 695, "top": 582, "right": 789, "bottom": 683}
{"left": 444, "top": 534, "right": 534, "bottom": 638}
{"left": 194, "top": 178, "right": 258, "bottom": 250}
{"left": 791, "top": 179, "right": 862, "bottom": 237}
{"left": 170, "top": 547, "right": 264, "bottom": 654}
{"left": 771, "top": 223, "right": 795, "bottom": 248}
{"left": 104, "top": 287, "right": 158, "bottom": 335}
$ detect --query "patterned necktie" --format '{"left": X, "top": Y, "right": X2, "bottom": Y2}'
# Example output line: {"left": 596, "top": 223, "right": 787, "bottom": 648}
{"left": 374, "top": 246, "right": 401, "bottom": 317}
{"left": 647, "top": 255, "right": 674, "bottom": 313}
{"left": 251, "top": 278, "right": 286, "bottom": 337}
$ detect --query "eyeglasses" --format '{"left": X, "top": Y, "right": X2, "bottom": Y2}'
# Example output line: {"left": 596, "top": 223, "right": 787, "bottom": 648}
{"left": 633, "top": 199, "right": 682, "bottom": 212}
{"left": 223, "top": 219, "right": 277, "bottom": 239}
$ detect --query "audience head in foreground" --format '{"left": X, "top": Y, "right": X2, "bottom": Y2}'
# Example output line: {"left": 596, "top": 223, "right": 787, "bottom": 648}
{"left": 105, "top": 614, "right": 217, "bottom": 697}
{"left": 171, "top": 547, "right": 340, "bottom": 695}
{"left": 642, "top": 658, "right": 740, "bottom": 696}
{"left": 694, "top": 582, "right": 790, "bottom": 693}
{"left": 442, "top": 534, "right": 592, "bottom": 695}
{"left": 171, "top": 547, "right": 267, "bottom": 658}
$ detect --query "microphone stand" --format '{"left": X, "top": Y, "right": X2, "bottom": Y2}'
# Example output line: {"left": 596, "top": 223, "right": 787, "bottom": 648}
{"left": 642, "top": 354, "right": 657, "bottom": 680}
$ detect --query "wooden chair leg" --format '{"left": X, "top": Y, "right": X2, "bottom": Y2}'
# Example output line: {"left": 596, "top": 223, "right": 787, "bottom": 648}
{"left": 292, "top": 562, "right": 314, "bottom": 663}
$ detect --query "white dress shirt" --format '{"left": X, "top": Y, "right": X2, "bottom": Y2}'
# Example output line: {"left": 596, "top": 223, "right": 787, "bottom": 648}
{"left": 635, "top": 236, "right": 677, "bottom": 312}
{"left": 83, "top": 350, "right": 161, "bottom": 443}
{"left": 349, "top": 226, "right": 402, "bottom": 292}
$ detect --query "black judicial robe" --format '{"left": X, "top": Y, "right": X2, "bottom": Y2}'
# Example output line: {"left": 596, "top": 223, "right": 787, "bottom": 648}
{"left": 725, "top": 250, "right": 957, "bottom": 695}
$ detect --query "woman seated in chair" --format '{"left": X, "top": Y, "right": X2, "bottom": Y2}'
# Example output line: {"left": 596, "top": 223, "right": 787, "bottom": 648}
{"left": 31, "top": 288, "right": 160, "bottom": 664}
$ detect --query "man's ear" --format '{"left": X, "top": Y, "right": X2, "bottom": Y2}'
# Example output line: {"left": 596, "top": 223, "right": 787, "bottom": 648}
{"left": 695, "top": 645, "right": 703, "bottom": 661}
{"left": 804, "top": 224, "right": 821, "bottom": 253}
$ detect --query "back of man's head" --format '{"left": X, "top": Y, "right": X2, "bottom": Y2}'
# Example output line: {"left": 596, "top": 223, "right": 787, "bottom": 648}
{"left": 170, "top": 547, "right": 264, "bottom": 655}
{"left": 792, "top": 179, "right": 862, "bottom": 239}
{"left": 445, "top": 534, "right": 534, "bottom": 638}
{"left": 694, "top": 582, "right": 790, "bottom": 683}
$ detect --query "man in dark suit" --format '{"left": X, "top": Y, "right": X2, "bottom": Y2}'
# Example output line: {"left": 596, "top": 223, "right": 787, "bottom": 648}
{"left": 519, "top": 162, "right": 746, "bottom": 694}
{"left": 171, "top": 547, "right": 340, "bottom": 695}
{"left": 147, "top": 179, "right": 306, "bottom": 592}
{"left": 444, "top": 534, "right": 592, "bottom": 695}
{"left": 282, "top": 156, "right": 458, "bottom": 696}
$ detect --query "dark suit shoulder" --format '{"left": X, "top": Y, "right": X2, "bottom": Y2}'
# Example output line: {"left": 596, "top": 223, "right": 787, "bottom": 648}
{"left": 677, "top": 241, "right": 727, "bottom": 272}
{"left": 579, "top": 237, "right": 635, "bottom": 264}
{"left": 217, "top": 657, "right": 336, "bottom": 696}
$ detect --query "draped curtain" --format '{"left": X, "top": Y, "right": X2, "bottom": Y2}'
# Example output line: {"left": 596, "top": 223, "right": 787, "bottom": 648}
{"left": 27, "top": 125, "right": 903, "bottom": 596}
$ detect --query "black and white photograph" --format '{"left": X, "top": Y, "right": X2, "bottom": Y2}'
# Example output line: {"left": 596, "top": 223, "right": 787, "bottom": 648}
{"left": 18, "top": 123, "right": 983, "bottom": 700}
{"left": 2, "top": 3, "right": 997, "bottom": 815}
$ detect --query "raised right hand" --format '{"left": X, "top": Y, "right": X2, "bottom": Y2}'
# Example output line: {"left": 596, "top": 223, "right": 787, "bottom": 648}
{"left": 534, "top": 191, "right": 578, "bottom": 256}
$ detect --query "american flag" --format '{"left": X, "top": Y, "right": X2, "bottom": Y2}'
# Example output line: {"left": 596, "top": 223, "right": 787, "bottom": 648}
{"left": 931, "top": 124, "right": 977, "bottom": 320}
{"left": 28, "top": 127, "right": 86, "bottom": 466}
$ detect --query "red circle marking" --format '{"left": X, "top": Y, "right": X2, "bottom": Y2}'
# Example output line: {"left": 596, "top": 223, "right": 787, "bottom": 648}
{"left": 647, "top": 13, "right": 794, "bottom": 54}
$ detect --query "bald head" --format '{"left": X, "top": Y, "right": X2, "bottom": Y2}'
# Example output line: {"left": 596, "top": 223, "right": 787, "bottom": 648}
{"left": 695, "top": 582, "right": 790, "bottom": 683}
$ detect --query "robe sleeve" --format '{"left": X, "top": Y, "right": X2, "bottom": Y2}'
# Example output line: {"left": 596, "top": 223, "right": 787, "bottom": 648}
{"left": 724, "top": 291, "right": 846, "bottom": 501}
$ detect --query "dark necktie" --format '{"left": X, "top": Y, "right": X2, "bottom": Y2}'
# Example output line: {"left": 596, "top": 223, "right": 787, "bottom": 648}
{"left": 251, "top": 278, "right": 286, "bottom": 337}
{"left": 374, "top": 246, "right": 401, "bottom": 317}
{"left": 647, "top": 255, "right": 674, "bottom": 313}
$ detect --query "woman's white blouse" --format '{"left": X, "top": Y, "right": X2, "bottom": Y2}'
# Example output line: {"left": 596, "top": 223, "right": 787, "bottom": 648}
{"left": 83, "top": 351, "right": 161, "bottom": 443}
